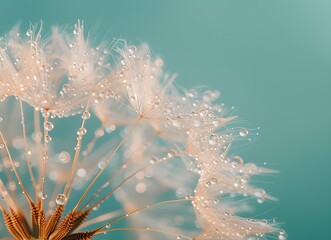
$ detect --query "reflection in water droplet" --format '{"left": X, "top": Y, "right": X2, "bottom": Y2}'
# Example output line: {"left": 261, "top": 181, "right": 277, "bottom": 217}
{"left": 56, "top": 194, "right": 66, "bottom": 205}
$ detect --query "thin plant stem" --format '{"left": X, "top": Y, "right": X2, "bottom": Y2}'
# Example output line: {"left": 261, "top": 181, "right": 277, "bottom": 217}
{"left": 19, "top": 99, "right": 38, "bottom": 200}
{"left": 73, "top": 116, "right": 142, "bottom": 212}
{"left": 0, "top": 131, "right": 33, "bottom": 204}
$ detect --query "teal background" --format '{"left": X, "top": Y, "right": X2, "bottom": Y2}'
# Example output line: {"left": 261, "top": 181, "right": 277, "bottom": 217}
{"left": 0, "top": 0, "right": 330, "bottom": 239}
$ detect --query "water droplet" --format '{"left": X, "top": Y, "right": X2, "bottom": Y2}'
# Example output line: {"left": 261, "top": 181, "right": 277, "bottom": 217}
{"left": 207, "top": 111, "right": 214, "bottom": 118}
{"left": 93, "top": 204, "right": 100, "bottom": 210}
{"left": 257, "top": 198, "right": 264, "bottom": 204}
{"left": 185, "top": 195, "right": 192, "bottom": 200}
{"left": 212, "top": 120, "right": 219, "bottom": 127}
{"left": 278, "top": 231, "right": 287, "bottom": 240}
{"left": 45, "top": 135, "right": 52, "bottom": 143}
{"left": 187, "top": 90, "right": 197, "bottom": 98}
{"left": 211, "top": 177, "right": 218, "bottom": 184}
{"left": 98, "top": 161, "right": 105, "bottom": 169}
{"left": 77, "top": 128, "right": 87, "bottom": 136}
{"left": 205, "top": 178, "right": 218, "bottom": 187}
{"left": 105, "top": 223, "right": 111, "bottom": 229}
{"left": 128, "top": 45, "right": 136, "bottom": 54}
{"left": 26, "top": 29, "right": 32, "bottom": 37}
{"left": 56, "top": 194, "right": 66, "bottom": 205}
{"left": 208, "top": 134, "right": 219, "bottom": 145}
{"left": 231, "top": 156, "right": 244, "bottom": 167}
{"left": 239, "top": 128, "right": 249, "bottom": 137}
{"left": 44, "top": 121, "right": 54, "bottom": 131}
{"left": 150, "top": 157, "right": 158, "bottom": 164}
{"left": 254, "top": 189, "right": 265, "bottom": 198}
{"left": 82, "top": 111, "right": 91, "bottom": 119}
{"left": 41, "top": 193, "right": 47, "bottom": 200}
{"left": 167, "top": 150, "right": 176, "bottom": 158}
{"left": 254, "top": 189, "right": 266, "bottom": 203}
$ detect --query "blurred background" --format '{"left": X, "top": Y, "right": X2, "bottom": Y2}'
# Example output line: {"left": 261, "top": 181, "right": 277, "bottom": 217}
{"left": 0, "top": 0, "right": 330, "bottom": 239}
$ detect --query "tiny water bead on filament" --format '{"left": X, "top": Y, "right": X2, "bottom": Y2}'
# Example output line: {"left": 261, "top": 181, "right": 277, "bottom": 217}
{"left": 0, "top": 22, "right": 286, "bottom": 240}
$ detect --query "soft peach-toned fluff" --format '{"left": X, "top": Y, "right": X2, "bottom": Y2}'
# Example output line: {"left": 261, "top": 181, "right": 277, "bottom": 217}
{"left": 0, "top": 22, "right": 286, "bottom": 240}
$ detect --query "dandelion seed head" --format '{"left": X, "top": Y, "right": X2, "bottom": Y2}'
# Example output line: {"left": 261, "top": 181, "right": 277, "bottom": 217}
{"left": 0, "top": 21, "right": 285, "bottom": 240}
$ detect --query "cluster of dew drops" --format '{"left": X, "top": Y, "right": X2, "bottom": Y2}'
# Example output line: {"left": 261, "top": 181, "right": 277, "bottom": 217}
{"left": 37, "top": 108, "right": 93, "bottom": 205}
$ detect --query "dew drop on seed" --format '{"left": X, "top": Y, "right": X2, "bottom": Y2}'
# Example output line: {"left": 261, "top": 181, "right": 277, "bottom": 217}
{"left": 257, "top": 198, "right": 264, "bottom": 204}
{"left": 93, "top": 204, "right": 100, "bottom": 211}
{"left": 56, "top": 194, "right": 66, "bottom": 205}
{"left": 208, "top": 134, "right": 219, "bottom": 146}
{"left": 185, "top": 195, "right": 192, "bottom": 200}
{"left": 167, "top": 150, "right": 175, "bottom": 158}
{"left": 41, "top": 193, "right": 47, "bottom": 200}
{"left": 254, "top": 189, "right": 265, "bottom": 198}
{"left": 207, "top": 111, "right": 214, "bottom": 118}
{"left": 210, "top": 177, "right": 218, "bottom": 185}
{"left": 254, "top": 189, "right": 266, "bottom": 203}
{"left": 205, "top": 181, "right": 212, "bottom": 188}
{"left": 150, "top": 157, "right": 157, "bottom": 164}
{"left": 239, "top": 128, "right": 249, "bottom": 137}
{"left": 45, "top": 135, "right": 52, "bottom": 143}
{"left": 128, "top": 45, "right": 136, "bottom": 54}
{"left": 44, "top": 121, "right": 54, "bottom": 131}
{"left": 278, "top": 230, "right": 287, "bottom": 240}
{"left": 77, "top": 128, "right": 87, "bottom": 136}
{"left": 26, "top": 29, "right": 32, "bottom": 36}
{"left": 231, "top": 156, "right": 244, "bottom": 167}
{"left": 98, "top": 161, "right": 106, "bottom": 169}
{"left": 82, "top": 111, "right": 91, "bottom": 119}
{"left": 212, "top": 120, "right": 219, "bottom": 127}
